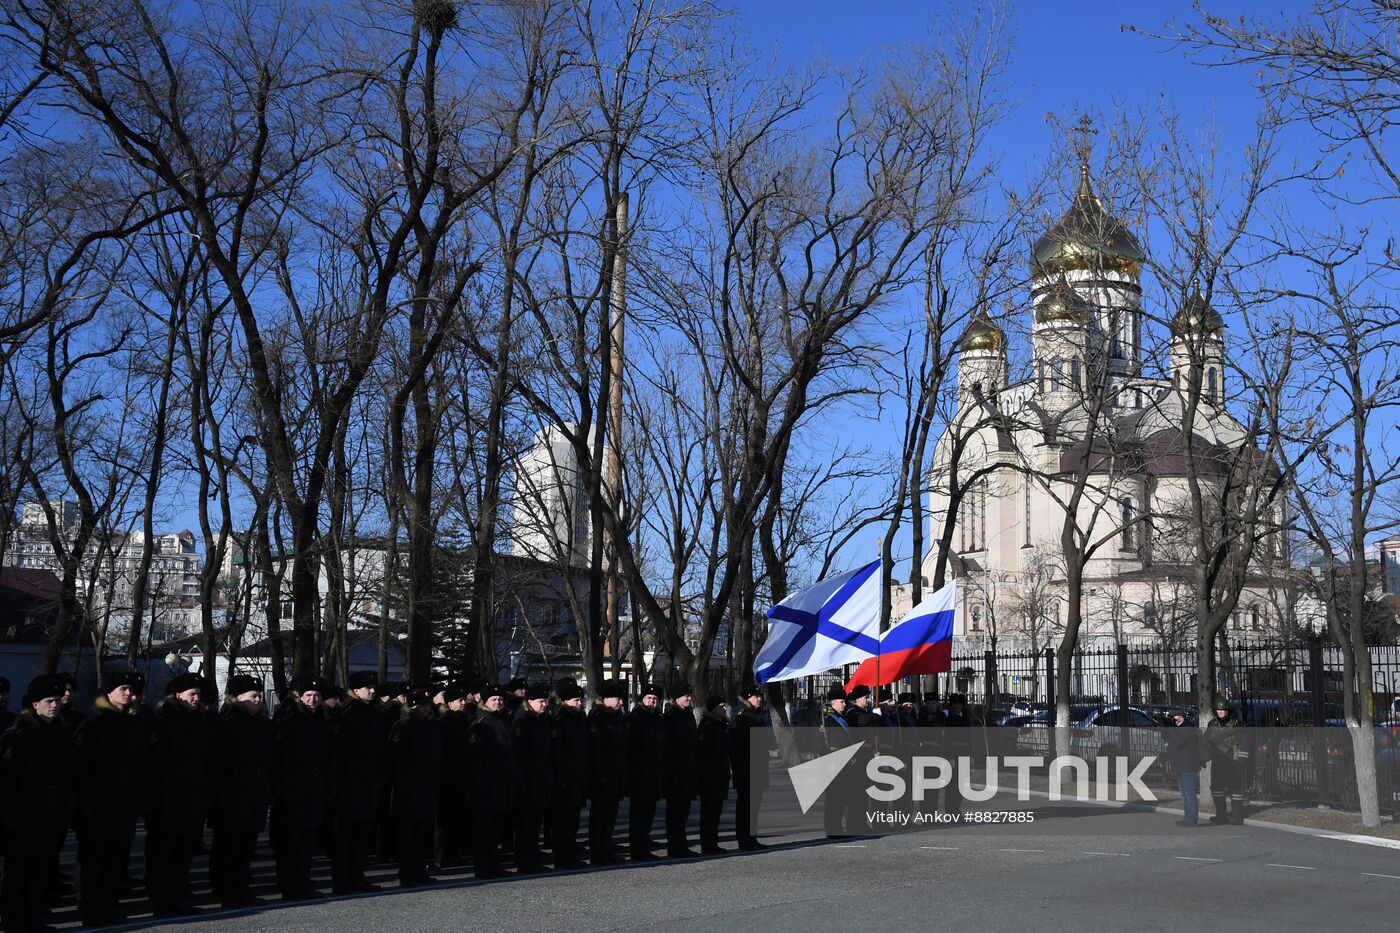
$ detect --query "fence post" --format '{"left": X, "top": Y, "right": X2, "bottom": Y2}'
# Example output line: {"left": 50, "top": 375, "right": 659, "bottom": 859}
{"left": 1116, "top": 644, "right": 1131, "bottom": 773}
{"left": 1309, "top": 636, "right": 1330, "bottom": 805}
{"left": 984, "top": 649, "right": 998, "bottom": 724}
{"left": 1044, "top": 647, "right": 1056, "bottom": 760}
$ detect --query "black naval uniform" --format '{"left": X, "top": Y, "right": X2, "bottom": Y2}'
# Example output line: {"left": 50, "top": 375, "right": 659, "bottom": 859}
{"left": 696, "top": 706, "right": 731, "bottom": 854}
{"left": 729, "top": 700, "right": 772, "bottom": 850}
{"left": 662, "top": 702, "right": 698, "bottom": 856}
{"left": 587, "top": 703, "right": 628, "bottom": 865}
{"left": 551, "top": 701, "right": 589, "bottom": 868}
{"left": 73, "top": 696, "right": 147, "bottom": 926}
{"left": 331, "top": 696, "right": 387, "bottom": 893}
{"left": 271, "top": 699, "right": 335, "bottom": 900}
{"left": 211, "top": 700, "right": 274, "bottom": 907}
{"left": 513, "top": 704, "right": 556, "bottom": 873}
{"left": 145, "top": 695, "right": 215, "bottom": 916}
{"left": 438, "top": 705, "right": 473, "bottom": 866}
{"left": 0, "top": 708, "right": 75, "bottom": 933}
{"left": 466, "top": 706, "right": 516, "bottom": 878}
{"left": 627, "top": 703, "right": 666, "bottom": 860}
{"left": 389, "top": 702, "right": 443, "bottom": 886}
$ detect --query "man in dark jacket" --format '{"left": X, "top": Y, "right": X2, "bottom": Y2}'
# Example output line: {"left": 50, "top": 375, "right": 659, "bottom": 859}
{"left": 331, "top": 669, "right": 385, "bottom": 894}
{"left": 73, "top": 671, "right": 147, "bottom": 926}
{"left": 729, "top": 685, "right": 771, "bottom": 851}
{"left": 272, "top": 676, "right": 335, "bottom": 901}
{"left": 662, "top": 683, "right": 698, "bottom": 858}
{"left": 1, "top": 675, "right": 74, "bottom": 933}
{"left": 587, "top": 679, "right": 628, "bottom": 865}
{"left": 551, "top": 681, "right": 589, "bottom": 868}
{"left": 1166, "top": 710, "right": 1202, "bottom": 826}
{"left": 211, "top": 674, "right": 272, "bottom": 908}
{"left": 1204, "top": 699, "right": 1246, "bottom": 825}
{"left": 389, "top": 689, "right": 442, "bottom": 887}
{"left": 467, "top": 684, "right": 516, "bottom": 879}
{"left": 627, "top": 684, "right": 665, "bottom": 861}
{"left": 503, "top": 677, "right": 528, "bottom": 717}
{"left": 513, "top": 683, "right": 555, "bottom": 873}
{"left": 438, "top": 684, "right": 473, "bottom": 867}
{"left": 145, "top": 673, "right": 214, "bottom": 917}
{"left": 696, "top": 695, "right": 731, "bottom": 855}
{"left": 942, "top": 693, "right": 972, "bottom": 817}
{"left": 820, "top": 684, "right": 859, "bottom": 837}
{"left": 376, "top": 683, "right": 407, "bottom": 860}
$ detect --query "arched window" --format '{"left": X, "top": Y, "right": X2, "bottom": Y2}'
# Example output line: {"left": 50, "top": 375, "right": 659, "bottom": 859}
{"left": 1038, "top": 360, "right": 1046, "bottom": 394}
{"left": 1051, "top": 357, "right": 1064, "bottom": 392}
{"left": 1121, "top": 497, "right": 1135, "bottom": 551}
{"left": 1070, "top": 358, "right": 1081, "bottom": 390}
{"left": 1250, "top": 606, "right": 1262, "bottom": 632}
{"left": 1206, "top": 367, "right": 1218, "bottom": 403}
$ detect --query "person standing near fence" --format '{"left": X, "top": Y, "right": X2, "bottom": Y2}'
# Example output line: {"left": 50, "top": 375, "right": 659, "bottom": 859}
{"left": 145, "top": 673, "right": 215, "bottom": 918}
{"left": 729, "top": 686, "right": 771, "bottom": 851}
{"left": 1204, "top": 699, "right": 1246, "bottom": 825}
{"left": 1166, "top": 710, "right": 1202, "bottom": 826}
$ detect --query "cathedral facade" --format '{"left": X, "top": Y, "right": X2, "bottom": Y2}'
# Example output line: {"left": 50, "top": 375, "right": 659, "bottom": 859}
{"left": 906, "top": 164, "right": 1296, "bottom": 653}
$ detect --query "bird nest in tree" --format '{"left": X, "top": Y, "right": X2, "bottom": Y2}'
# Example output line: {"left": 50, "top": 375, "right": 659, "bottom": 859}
{"left": 415, "top": 0, "right": 457, "bottom": 35}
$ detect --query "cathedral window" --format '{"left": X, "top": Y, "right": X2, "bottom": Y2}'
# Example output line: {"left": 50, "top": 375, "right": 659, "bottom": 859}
{"left": 1070, "top": 358, "right": 1081, "bottom": 390}
{"left": 1051, "top": 357, "right": 1064, "bottom": 393}
{"left": 1038, "top": 360, "right": 1046, "bottom": 394}
{"left": 1120, "top": 497, "right": 1135, "bottom": 551}
{"left": 1024, "top": 480, "right": 1032, "bottom": 546}
{"left": 1206, "top": 367, "right": 1218, "bottom": 404}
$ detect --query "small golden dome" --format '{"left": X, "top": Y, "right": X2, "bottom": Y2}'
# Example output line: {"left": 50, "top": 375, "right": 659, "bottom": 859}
{"left": 1031, "top": 166, "right": 1146, "bottom": 277}
{"left": 959, "top": 311, "right": 1006, "bottom": 354}
{"left": 1171, "top": 291, "right": 1225, "bottom": 337}
{"left": 1034, "top": 280, "right": 1092, "bottom": 325}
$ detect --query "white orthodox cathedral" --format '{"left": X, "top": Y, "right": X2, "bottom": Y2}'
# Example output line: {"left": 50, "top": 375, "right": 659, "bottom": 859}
{"left": 904, "top": 162, "right": 1296, "bottom": 652}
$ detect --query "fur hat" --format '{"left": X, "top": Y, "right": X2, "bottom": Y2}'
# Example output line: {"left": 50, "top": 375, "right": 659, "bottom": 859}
{"left": 166, "top": 673, "right": 203, "bottom": 696}
{"left": 481, "top": 683, "right": 508, "bottom": 701}
{"left": 705, "top": 694, "right": 727, "bottom": 712}
{"left": 600, "top": 679, "right": 628, "bottom": 700}
{"left": 524, "top": 682, "right": 551, "bottom": 701}
{"left": 739, "top": 684, "right": 764, "bottom": 700}
{"left": 897, "top": 692, "right": 916, "bottom": 705}
{"left": 443, "top": 684, "right": 467, "bottom": 703}
{"left": 289, "top": 674, "right": 321, "bottom": 695}
{"left": 846, "top": 685, "right": 871, "bottom": 702}
{"left": 505, "top": 677, "right": 528, "bottom": 693}
{"left": 948, "top": 692, "right": 968, "bottom": 705}
{"left": 877, "top": 686, "right": 893, "bottom": 703}
{"left": 670, "top": 682, "right": 694, "bottom": 699}
{"left": 102, "top": 670, "right": 140, "bottom": 694}
{"left": 405, "top": 688, "right": 434, "bottom": 707}
{"left": 23, "top": 675, "right": 65, "bottom": 706}
{"left": 226, "top": 674, "right": 263, "bottom": 697}
{"left": 639, "top": 683, "right": 662, "bottom": 699}
{"left": 825, "top": 683, "right": 848, "bottom": 702}
{"left": 557, "top": 681, "right": 584, "bottom": 702}
{"left": 348, "top": 670, "right": 379, "bottom": 690}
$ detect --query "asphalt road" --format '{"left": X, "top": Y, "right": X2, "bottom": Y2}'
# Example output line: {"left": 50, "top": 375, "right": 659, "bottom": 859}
{"left": 150, "top": 800, "right": 1399, "bottom": 933}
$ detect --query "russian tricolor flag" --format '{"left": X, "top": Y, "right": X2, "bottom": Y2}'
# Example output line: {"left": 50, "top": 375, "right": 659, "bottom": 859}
{"left": 843, "top": 581, "right": 957, "bottom": 691}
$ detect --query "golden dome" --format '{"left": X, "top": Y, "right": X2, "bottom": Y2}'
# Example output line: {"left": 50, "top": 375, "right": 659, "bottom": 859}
{"left": 1171, "top": 291, "right": 1225, "bottom": 337}
{"left": 959, "top": 311, "right": 1006, "bottom": 354}
{"left": 1034, "top": 279, "right": 1092, "bottom": 325}
{"left": 1031, "top": 166, "right": 1146, "bottom": 277}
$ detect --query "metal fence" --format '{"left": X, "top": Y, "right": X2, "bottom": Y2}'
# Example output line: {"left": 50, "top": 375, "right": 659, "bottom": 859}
{"left": 769, "top": 639, "right": 1400, "bottom": 815}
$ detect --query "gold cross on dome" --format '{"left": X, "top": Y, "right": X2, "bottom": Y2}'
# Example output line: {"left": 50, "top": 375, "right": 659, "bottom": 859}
{"left": 1072, "top": 113, "right": 1097, "bottom": 167}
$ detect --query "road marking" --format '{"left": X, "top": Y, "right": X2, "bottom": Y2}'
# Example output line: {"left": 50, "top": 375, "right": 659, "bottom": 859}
{"left": 920, "top": 846, "right": 959, "bottom": 850}
{"left": 832, "top": 844, "right": 867, "bottom": 848}
{"left": 1362, "top": 872, "right": 1400, "bottom": 880}
{"left": 997, "top": 848, "right": 1045, "bottom": 853}
{"left": 1083, "top": 851, "right": 1130, "bottom": 856}
{"left": 1267, "top": 864, "right": 1316, "bottom": 871}
{"left": 1173, "top": 856, "right": 1221, "bottom": 862}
